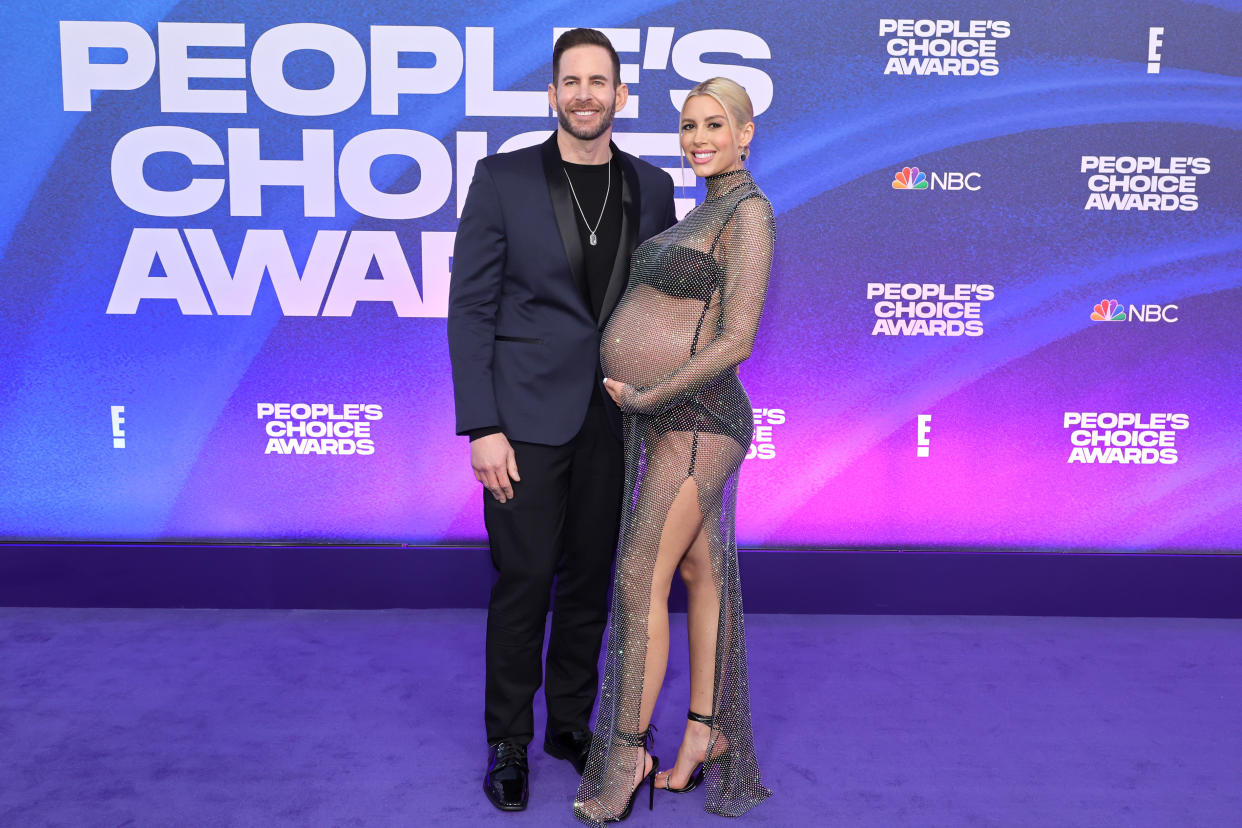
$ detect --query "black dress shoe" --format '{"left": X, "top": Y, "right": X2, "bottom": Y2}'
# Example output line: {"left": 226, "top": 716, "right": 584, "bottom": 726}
{"left": 544, "top": 728, "right": 592, "bottom": 775}
{"left": 484, "top": 740, "right": 529, "bottom": 812}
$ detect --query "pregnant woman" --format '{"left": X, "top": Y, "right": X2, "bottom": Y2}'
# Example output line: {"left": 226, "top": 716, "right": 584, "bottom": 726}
{"left": 574, "top": 77, "right": 774, "bottom": 824}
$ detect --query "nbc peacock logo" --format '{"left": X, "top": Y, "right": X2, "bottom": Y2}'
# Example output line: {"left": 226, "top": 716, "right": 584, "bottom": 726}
{"left": 1091, "top": 299, "right": 1126, "bottom": 321}
{"left": 892, "top": 166, "right": 929, "bottom": 190}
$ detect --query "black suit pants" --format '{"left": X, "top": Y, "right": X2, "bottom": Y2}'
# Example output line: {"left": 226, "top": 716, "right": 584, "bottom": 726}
{"left": 483, "top": 405, "right": 623, "bottom": 745}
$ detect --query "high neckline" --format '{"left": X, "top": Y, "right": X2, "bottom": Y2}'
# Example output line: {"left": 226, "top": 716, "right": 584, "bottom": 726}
{"left": 704, "top": 167, "right": 752, "bottom": 200}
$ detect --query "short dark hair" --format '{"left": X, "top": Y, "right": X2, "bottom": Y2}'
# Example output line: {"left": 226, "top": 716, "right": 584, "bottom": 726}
{"left": 552, "top": 28, "right": 621, "bottom": 87}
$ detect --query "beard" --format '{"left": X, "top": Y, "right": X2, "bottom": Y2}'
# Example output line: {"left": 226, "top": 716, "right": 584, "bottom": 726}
{"left": 556, "top": 98, "right": 616, "bottom": 141}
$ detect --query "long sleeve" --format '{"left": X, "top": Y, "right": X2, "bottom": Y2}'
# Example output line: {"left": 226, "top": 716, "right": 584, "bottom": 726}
{"left": 447, "top": 160, "right": 507, "bottom": 435}
{"left": 625, "top": 195, "right": 775, "bottom": 416}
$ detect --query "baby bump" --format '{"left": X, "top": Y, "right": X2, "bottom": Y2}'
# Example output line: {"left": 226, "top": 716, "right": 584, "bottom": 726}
{"left": 601, "top": 285, "right": 704, "bottom": 387}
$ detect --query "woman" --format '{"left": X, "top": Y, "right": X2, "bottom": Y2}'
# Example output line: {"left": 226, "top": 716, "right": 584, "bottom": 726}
{"left": 573, "top": 77, "right": 774, "bottom": 824}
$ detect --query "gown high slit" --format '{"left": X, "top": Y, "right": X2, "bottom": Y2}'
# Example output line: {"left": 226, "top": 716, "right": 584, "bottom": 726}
{"left": 574, "top": 167, "right": 774, "bottom": 823}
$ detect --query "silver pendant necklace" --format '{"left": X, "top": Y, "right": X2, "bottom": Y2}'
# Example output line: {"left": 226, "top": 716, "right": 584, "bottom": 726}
{"left": 562, "top": 161, "right": 610, "bottom": 246}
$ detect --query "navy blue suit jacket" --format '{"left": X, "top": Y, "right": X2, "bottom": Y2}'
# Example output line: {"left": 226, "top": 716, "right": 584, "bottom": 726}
{"left": 448, "top": 132, "right": 678, "bottom": 446}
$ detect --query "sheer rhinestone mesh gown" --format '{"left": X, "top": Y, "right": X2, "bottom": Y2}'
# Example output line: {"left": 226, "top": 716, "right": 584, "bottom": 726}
{"left": 574, "top": 168, "right": 774, "bottom": 823}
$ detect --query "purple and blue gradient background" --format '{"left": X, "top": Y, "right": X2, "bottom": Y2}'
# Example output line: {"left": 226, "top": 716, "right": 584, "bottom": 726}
{"left": 0, "top": 1, "right": 1239, "bottom": 550}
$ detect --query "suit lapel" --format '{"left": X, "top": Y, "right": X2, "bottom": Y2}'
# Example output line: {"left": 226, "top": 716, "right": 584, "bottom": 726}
{"left": 598, "top": 147, "right": 641, "bottom": 327}
{"left": 540, "top": 134, "right": 588, "bottom": 305}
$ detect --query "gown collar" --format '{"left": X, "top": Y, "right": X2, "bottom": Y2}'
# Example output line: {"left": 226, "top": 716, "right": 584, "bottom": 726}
{"left": 704, "top": 167, "right": 753, "bottom": 200}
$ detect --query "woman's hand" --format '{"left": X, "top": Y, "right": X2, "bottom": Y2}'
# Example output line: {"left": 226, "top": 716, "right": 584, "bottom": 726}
{"left": 602, "top": 377, "right": 641, "bottom": 412}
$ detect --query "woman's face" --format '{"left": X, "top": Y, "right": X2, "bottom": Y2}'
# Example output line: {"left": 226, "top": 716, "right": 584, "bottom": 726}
{"left": 679, "top": 94, "right": 753, "bottom": 178}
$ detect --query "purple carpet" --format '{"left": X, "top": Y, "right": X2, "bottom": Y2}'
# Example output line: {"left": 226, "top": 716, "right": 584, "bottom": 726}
{"left": 2, "top": 609, "right": 1239, "bottom": 826}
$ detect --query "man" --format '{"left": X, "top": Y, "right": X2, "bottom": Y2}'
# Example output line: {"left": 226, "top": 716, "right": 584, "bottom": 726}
{"left": 448, "top": 28, "right": 678, "bottom": 813}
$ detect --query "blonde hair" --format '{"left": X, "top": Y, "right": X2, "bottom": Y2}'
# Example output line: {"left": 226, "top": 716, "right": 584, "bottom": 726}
{"left": 682, "top": 77, "right": 755, "bottom": 161}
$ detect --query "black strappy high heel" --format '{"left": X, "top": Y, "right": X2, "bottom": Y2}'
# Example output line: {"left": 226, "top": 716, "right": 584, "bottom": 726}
{"left": 661, "top": 711, "right": 726, "bottom": 794}
{"left": 576, "top": 725, "right": 660, "bottom": 824}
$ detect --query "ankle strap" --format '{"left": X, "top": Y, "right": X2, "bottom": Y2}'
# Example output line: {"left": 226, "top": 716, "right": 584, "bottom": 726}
{"left": 687, "top": 710, "right": 715, "bottom": 726}
{"left": 614, "top": 724, "right": 655, "bottom": 748}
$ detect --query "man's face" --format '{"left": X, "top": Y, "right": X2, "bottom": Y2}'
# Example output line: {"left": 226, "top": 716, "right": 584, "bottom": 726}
{"left": 548, "top": 45, "right": 626, "bottom": 142}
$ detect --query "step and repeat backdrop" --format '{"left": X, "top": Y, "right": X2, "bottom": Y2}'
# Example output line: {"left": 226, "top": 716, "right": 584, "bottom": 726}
{"left": 1, "top": 1, "right": 1239, "bottom": 551}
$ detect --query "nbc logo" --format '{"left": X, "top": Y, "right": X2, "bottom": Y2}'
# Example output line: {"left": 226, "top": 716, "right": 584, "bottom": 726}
{"left": 1091, "top": 299, "right": 1126, "bottom": 321}
{"left": 893, "top": 166, "right": 929, "bottom": 190}
{"left": 891, "top": 165, "right": 981, "bottom": 191}
{"left": 1090, "top": 298, "right": 1179, "bottom": 323}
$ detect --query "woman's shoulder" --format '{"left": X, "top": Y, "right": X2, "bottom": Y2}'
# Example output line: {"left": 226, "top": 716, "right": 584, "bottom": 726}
{"left": 727, "top": 183, "right": 775, "bottom": 227}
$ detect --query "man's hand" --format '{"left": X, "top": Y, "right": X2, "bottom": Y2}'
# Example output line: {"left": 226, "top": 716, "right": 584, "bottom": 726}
{"left": 471, "top": 432, "right": 520, "bottom": 503}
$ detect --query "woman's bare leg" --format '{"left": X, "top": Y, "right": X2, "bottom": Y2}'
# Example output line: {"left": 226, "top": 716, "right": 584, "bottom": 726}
{"left": 631, "top": 475, "right": 704, "bottom": 786}
{"left": 654, "top": 522, "right": 721, "bottom": 789}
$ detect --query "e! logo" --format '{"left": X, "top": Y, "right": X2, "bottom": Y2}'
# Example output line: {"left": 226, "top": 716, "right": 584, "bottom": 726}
{"left": 1148, "top": 27, "right": 1164, "bottom": 74}
{"left": 111, "top": 405, "right": 126, "bottom": 448}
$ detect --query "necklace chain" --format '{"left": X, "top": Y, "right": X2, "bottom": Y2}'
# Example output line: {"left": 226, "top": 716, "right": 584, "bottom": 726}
{"left": 562, "top": 161, "right": 611, "bottom": 246}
